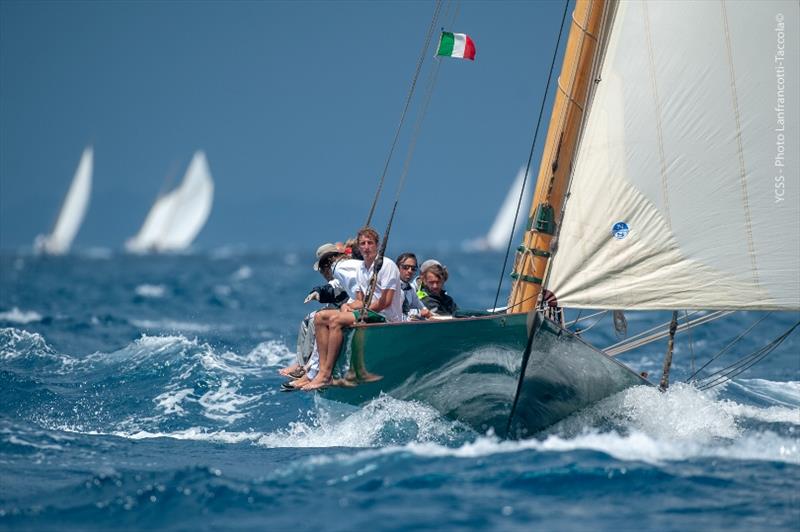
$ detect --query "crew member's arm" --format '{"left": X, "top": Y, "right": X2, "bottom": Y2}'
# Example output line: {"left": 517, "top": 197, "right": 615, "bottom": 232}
{"left": 370, "top": 288, "right": 394, "bottom": 312}
{"left": 342, "top": 291, "right": 365, "bottom": 312}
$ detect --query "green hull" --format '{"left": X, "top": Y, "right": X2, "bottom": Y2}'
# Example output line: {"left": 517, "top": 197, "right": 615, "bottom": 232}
{"left": 322, "top": 313, "right": 649, "bottom": 437}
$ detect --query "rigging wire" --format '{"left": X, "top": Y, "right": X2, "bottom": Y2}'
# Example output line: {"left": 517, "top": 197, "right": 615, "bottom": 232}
{"left": 694, "top": 320, "right": 799, "bottom": 391}
{"left": 685, "top": 312, "right": 772, "bottom": 383}
{"left": 684, "top": 309, "right": 696, "bottom": 375}
{"left": 491, "top": 0, "right": 570, "bottom": 313}
{"left": 361, "top": 2, "right": 449, "bottom": 315}
{"left": 605, "top": 311, "right": 733, "bottom": 357}
{"left": 364, "top": 0, "right": 444, "bottom": 227}
{"left": 573, "top": 310, "right": 607, "bottom": 334}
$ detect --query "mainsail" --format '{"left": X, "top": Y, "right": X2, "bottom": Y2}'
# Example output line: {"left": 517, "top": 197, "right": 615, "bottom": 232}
{"left": 125, "top": 151, "right": 214, "bottom": 253}
{"left": 546, "top": 0, "right": 799, "bottom": 311}
{"left": 34, "top": 146, "right": 93, "bottom": 255}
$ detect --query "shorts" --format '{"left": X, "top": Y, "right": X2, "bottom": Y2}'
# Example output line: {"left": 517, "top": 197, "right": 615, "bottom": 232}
{"left": 352, "top": 309, "right": 387, "bottom": 323}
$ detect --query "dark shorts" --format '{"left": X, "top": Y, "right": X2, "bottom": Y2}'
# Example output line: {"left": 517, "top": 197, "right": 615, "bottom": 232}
{"left": 352, "top": 309, "right": 387, "bottom": 323}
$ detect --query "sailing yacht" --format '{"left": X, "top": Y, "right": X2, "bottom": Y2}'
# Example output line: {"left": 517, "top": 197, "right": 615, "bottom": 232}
{"left": 125, "top": 151, "right": 214, "bottom": 253}
{"left": 462, "top": 167, "right": 532, "bottom": 252}
{"left": 34, "top": 146, "right": 93, "bottom": 255}
{"left": 310, "top": 0, "right": 798, "bottom": 437}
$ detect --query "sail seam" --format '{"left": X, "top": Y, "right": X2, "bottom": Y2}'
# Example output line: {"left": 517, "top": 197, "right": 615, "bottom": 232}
{"left": 721, "top": 0, "right": 760, "bottom": 288}
{"left": 642, "top": 2, "right": 671, "bottom": 230}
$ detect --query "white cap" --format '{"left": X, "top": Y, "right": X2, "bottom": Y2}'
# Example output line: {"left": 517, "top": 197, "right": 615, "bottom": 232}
{"left": 313, "top": 243, "right": 339, "bottom": 271}
{"left": 419, "top": 259, "right": 442, "bottom": 273}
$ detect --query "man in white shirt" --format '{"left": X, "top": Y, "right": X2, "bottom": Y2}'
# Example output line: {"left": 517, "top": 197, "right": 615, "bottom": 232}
{"left": 302, "top": 227, "right": 401, "bottom": 391}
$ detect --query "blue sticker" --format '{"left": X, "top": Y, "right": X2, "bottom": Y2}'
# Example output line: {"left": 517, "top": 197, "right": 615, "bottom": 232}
{"left": 612, "top": 221, "right": 629, "bottom": 240}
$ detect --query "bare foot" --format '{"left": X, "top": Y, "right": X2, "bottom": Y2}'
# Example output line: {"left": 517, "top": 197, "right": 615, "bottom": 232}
{"left": 288, "top": 375, "right": 310, "bottom": 388}
{"left": 279, "top": 364, "right": 300, "bottom": 377}
{"left": 332, "top": 377, "right": 358, "bottom": 387}
{"left": 358, "top": 372, "right": 383, "bottom": 383}
{"left": 301, "top": 377, "right": 332, "bottom": 391}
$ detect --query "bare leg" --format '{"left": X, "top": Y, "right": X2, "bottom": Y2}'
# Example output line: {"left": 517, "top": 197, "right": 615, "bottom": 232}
{"left": 303, "top": 311, "right": 356, "bottom": 390}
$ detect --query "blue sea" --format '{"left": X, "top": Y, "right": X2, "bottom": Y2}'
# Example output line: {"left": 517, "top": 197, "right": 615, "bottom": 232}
{"left": 1, "top": 249, "right": 798, "bottom": 531}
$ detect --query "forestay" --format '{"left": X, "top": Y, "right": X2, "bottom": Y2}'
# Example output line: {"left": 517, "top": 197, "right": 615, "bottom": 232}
{"left": 547, "top": 0, "right": 799, "bottom": 310}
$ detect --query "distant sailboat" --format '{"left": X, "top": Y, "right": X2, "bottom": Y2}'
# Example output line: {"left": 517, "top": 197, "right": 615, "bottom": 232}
{"left": 125, "top": 151, "right": 214, "bottom": 253}
{"left": 463, "top": 167, "right": 532, "bottom": 252}
{"left": 34, "top": 146, "right": 93, "bottom": 255}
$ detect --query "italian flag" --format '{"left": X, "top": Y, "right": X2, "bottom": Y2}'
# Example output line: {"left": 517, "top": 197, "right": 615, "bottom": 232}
{"left": 437, "top": 32, "right": 476, "bottom": 61}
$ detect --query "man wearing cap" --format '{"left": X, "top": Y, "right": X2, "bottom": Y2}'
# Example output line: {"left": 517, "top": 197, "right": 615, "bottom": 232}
{"left": 417, "top": 259, "right": 458, "bottom": 316}
{"left": 280, "top": 242, "right": 362, "bottom": 387}
{"left": 303, "top": 226, "right": 402, "bottom": 391}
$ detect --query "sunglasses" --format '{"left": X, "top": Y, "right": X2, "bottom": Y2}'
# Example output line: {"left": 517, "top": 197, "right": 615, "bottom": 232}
{"left": 400, "top": 264, "right": 417, "bottom": 271}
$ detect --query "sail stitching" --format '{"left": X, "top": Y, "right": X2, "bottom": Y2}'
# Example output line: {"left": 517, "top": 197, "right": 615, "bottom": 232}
{"left": 721, "top": 0, "right": 760, "bottom": 289}
{"left": 642, "top": 2, "right": 671, "bottom": 230}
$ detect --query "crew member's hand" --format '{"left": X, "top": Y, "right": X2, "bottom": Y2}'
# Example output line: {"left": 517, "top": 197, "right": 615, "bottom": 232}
{"left": 304, "top": 291, "right": 320, "bottom": 304}
{"left": 420, "top": 308, "right": 431, "bottom": 319}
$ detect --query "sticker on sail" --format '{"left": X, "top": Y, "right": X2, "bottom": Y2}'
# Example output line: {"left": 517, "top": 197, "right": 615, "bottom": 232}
{"left": 612, "top": 221, "right": 629, "bottom": 240}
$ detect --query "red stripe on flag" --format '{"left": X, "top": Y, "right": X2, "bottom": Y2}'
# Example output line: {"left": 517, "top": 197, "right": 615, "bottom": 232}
{"left": 463, "top": 35, "right": 476, "bottom": 61}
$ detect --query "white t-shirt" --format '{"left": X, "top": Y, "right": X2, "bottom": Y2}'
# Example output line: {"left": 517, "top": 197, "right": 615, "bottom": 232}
{"left": 332, "top": 259, "right": 362, "bottom": 301}
{"left": 356, "top": 257, "right": 403, "bottom": 322}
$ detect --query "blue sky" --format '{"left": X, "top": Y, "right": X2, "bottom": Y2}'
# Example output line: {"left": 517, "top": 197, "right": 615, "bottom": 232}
{"left": 0, "top": 0, "right": 568, "bottom": 251}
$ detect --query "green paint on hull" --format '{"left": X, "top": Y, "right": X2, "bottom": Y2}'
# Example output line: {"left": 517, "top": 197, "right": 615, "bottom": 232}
{"left": 321, "top": 313, "right": 649, "bottom": 437}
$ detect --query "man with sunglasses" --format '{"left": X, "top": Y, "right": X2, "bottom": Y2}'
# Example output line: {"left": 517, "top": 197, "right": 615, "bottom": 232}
{"left": 395, "top": 252, "right": 431, "bottom": 320}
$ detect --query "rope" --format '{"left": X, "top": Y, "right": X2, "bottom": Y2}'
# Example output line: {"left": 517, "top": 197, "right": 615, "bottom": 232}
{"left": 694, "top": 320, "right": 799, "bottom": 391}
{"left": 491, "top": 0, "right": 570, "bottom": 312}
{"left": 361, "top": 2, "right": 448, "bottom": 316}
{"left": 365, "top": 0, "right": 444, "bottom": 227}
{"left": 685, "top": 312, "right": 771, "bottom": 383}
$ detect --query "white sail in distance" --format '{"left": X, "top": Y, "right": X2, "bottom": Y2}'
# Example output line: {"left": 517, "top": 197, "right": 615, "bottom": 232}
{"left": 464, "top": 167, "right": 532, "bottom": 252}
{"left": 125, "top": 151, "right": 214, "bottom": 253}
{"left": 34, "top": 146, "right": 93, "bottom": 255}
{"left": 546, "top": 0, "right": 799, "bottom": 310}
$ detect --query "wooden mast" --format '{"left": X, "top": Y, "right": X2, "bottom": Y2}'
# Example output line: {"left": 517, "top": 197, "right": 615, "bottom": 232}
{"left": 508, "top": 0, "right": 608, "bottom": 313}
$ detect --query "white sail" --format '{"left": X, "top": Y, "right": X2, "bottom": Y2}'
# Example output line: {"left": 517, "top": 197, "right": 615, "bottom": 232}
{"left": 125, "top": 151, "right": 214, "bottom": 253}
{"left": 547, "top": 0, "right": 799, "bottom": 311}
{"left": 464, "top": 167, "right": 532, "bottom": 251}
{"left": 124, "top": 191, "right": 180, "bottom": 253}
{"left": 34, "top": 146, "right": 93, "bottom": 255}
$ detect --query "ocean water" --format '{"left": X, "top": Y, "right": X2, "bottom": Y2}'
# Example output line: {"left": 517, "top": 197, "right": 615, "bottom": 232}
{"left": 1, "top": 250, "right": 798, "bottom": 531}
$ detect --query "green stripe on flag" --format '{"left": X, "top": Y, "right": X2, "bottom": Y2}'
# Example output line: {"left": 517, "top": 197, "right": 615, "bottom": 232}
{"left": 437, "top": 32, "right": 454, "bottom": 57}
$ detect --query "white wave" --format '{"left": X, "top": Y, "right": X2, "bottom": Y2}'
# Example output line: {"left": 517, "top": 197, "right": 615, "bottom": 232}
{"left": 111, "top": 427, "right": 264, "bottom": 444}
{"left": 154, "top": 388, "right": 195, "bottom": 416}
{"left": 135, "top": 284, "right": 166, "bottom": 298}
{"left": 257, "top": 395, "right": 463, "bottom": 448}
{"left": 0, "top": 307, "right": 43, "bottom": 324}
{"left": 731, "top": 379, "right": 800, "bottom": 408}
{"left": 131, "top": 319, "right": 218, "bottom": 333}
{"left": 197, "top": 380, "right": 261, "bottom": 423}
{"left": 396, "top": 428, "right": 800, "bottom": 465}
{"left": 241, "top": 340, "right": 295, "bottom": 367}
{"left": 0, "top": 327, "right": 53, "bottom": 359}
{"left": 231, "top": 266, "right": 252, "bottom": 281}
{"left": 6, "top": 435, "right": 64, "bottom": 451}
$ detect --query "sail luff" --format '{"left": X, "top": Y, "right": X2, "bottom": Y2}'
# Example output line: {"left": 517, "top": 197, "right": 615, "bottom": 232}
{"left": 507, "top": 0, "right": 610, "bottom": 312}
